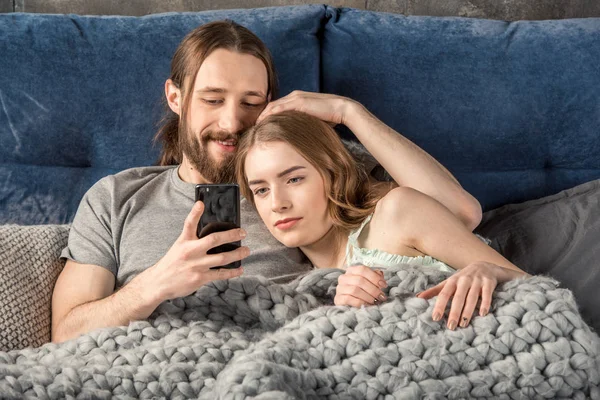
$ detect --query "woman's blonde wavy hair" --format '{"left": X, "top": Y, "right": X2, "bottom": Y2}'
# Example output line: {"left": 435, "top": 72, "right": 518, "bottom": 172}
{"left": 235, "top": 110, "right": 391, "bottom": 232}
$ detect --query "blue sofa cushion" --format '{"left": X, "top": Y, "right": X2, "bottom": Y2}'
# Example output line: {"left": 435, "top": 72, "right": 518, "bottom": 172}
{"left": 323, "top": 8, "right": 600, "bottom": 211}
{"left": 0, "top": 6, "right": 325, "bottom": 224}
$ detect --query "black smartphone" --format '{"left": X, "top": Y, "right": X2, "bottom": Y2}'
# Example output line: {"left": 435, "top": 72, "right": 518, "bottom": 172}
{"left": 195, "top": 183, "right": 241, "bottom": 269}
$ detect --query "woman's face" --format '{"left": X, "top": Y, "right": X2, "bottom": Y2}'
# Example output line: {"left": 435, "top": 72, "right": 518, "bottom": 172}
{"left": 244, "top": 141, "right": 333, "bottom": 248}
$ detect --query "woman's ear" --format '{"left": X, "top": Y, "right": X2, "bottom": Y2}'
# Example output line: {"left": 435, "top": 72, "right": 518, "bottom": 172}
{"left": 165, "top": 79, "right": 181, "bottom": 116}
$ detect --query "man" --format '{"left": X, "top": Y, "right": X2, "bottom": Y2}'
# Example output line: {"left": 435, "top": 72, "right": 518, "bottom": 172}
{"left": 52, "top": 20, "right": 481, "bottom": 343}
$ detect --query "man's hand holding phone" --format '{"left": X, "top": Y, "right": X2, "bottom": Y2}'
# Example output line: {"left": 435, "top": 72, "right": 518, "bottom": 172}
{"left": 137, "top": 201, "right": 248, "bottom": 306}
{"left": 195, "top": 184, "right": 242, "bottom": 269}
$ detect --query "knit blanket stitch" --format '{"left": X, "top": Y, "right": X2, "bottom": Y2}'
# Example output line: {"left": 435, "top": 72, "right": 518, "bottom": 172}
{"left": 1, "top": 265, "right": 599, "bottom": 399}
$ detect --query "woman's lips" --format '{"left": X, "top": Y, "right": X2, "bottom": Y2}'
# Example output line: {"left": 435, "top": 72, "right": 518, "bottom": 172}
{"left": 275, "top": 218, "right": 302, "bottom": 230}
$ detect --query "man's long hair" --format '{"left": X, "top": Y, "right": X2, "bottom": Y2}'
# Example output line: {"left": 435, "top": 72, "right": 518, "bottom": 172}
{"left": 154, "top": 20, "right": 279, "bottom": 166}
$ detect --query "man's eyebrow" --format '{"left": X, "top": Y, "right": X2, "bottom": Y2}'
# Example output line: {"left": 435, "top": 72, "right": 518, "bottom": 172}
{"left": 244, "top": 90, "right": 267, "bottom": 98}
{"left": 195, "top": 87, "right": 266, "bottom": 98}
{"left": 248, "top": 166, "right": 306, "bottom": 186}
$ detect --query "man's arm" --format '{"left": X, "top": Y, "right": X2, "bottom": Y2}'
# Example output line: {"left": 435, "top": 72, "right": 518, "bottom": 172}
{"left": 52, "top": 201, "right": 248, "bottom": 343}
{"left": 51, "top": 261, "right": 159, "bottom": 343}
{"left": 257, "top": 91, "right": 482, "bottom": 230}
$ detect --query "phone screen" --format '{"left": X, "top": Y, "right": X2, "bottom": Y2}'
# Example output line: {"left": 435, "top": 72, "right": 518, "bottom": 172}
{"left": 195, "top": 184, "right": 241, "bottom": 269}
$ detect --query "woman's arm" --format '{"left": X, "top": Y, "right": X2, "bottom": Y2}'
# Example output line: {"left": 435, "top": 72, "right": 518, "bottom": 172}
{"left": 377, "top": 186, "right": 526, "bottom": 275}
{"left": 374, "top": 186, "right": 529, "bottom": 329}
{"left": 345, "top": 103, "right": 482, "bottom": 231}
{"left": 257, "top": 91, "right": 483, "bottom": 231}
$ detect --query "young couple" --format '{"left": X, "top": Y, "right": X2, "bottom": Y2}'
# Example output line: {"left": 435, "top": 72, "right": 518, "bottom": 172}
{"left": 52, "top": 20, "right": 528, "bottom": 343}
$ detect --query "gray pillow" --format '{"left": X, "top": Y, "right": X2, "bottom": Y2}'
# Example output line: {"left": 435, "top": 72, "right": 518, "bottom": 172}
{"left": 475, "top": 179, "right": 600, "bottom": 333}
{"left": 0, "top": 224, "right": 69, "bottom": 351}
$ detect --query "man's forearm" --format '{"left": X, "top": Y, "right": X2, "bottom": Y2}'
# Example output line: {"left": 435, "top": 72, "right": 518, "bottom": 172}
{"left": 52, "top": 277, "right": 161, "bottom": 343}
{"left": 344, "top": 103, "right": 482, "bottom": 229}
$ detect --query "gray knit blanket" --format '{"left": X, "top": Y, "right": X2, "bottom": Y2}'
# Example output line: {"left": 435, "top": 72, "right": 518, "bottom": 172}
{"left": 1, "top": 265, "right": 599, "bottom": 399}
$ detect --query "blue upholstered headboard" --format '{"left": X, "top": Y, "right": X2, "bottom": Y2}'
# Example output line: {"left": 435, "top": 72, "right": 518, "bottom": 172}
{"left": 1, "top": 5, "right": 599, "bottom": 224}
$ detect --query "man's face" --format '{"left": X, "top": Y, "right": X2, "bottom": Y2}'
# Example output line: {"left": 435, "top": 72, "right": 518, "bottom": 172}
{"left": 180, "top": 49, "right": 269, "bottom": 183}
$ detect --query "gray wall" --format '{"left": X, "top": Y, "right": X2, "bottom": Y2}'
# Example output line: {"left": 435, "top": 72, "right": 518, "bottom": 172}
{"left": 3, "top": 0, "right": 600, "bottom": 20}
{"left": 0, "top": 0, "right": 12, "bottom": 13}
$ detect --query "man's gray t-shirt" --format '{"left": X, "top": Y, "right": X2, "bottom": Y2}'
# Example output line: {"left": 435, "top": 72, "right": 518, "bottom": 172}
{"left": 61, "top": 141, "right": 383, "bottom": 288}
{"left": 60, "top": 166, "right": 313, "bottom": 288}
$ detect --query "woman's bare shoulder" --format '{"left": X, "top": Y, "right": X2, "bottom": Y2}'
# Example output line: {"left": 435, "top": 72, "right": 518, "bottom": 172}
{"left": 375, "top": 186, "right": 427, "bottom": 217}
{"left": 362, "top": 187, "right": 426, "bottom": 257}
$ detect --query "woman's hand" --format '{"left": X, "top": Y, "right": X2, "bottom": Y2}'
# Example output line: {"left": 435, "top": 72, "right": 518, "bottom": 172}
{"left": 257, "top": 90, "right": 358, "bottom": 126}
{"left": 416, "top": 261, "right": 527, "bottom": 329}
{"left": 334, "top": 265, "right": 388, "bottom": 307}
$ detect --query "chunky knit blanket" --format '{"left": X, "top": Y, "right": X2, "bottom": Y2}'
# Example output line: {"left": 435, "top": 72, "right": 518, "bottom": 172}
{"left": 1, "top": 265, "right": 599, "bottom": 399}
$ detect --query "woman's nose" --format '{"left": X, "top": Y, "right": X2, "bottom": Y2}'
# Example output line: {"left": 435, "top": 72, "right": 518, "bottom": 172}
{"left": 271, "top": 189, "right": 292, "bottom": 212}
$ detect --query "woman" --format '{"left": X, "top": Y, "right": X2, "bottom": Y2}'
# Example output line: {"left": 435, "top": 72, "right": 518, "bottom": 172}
{"left": 235, "top": 111, "right": 529, "bottom": 330}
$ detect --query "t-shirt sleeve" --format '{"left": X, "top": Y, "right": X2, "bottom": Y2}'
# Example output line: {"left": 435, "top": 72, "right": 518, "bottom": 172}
{"left": 341, "top": 139, "right": 393, "bottom": 182}
{"left": 60, "top": 177, "right": 118, "bottom": 277}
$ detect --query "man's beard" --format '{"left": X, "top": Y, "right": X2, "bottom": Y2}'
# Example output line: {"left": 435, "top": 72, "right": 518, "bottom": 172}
{"left": 179, "top": 127, "right": 238, "bottom": 183}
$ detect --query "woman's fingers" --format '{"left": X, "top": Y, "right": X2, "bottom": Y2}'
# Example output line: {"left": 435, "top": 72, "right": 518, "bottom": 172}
{"left": 479, "top": 279, "right": 496, "bottom": 316}
{"left": 334, "top": 286, "right": 376, "bottom": 306}
{"left": 424, "top": 279, "right": 496, "bottom": 329}
{"left": 335, "top": 280, "right": 383, "bottom": 306}
{"left": 346, "top": 265, "right": 387, "bottom": 288}
{"left": 429, "top": 280, "right": 454, "bottom": 322}
{"left": 257, "top": 97, "right": 296, "bottom": 121}
{"left": 335, "top": 266, "right": 388, "bottom": 307}
{"left": 338, "top": 273, "right": 387, "bottom": 303}
{"left": 334, "top": 294, "right": 369, "bottom": 308}
{"left": 444, "top": 280, "right": 471, "bottom": 330}
{"left": 257, "top": 91, "right": 346, "bottom": 125}
{"left": 416, "top": 281, "right": 444, "bottom": 299}
{"left": 459, "top": 283, "right": 482, "bottom": 328}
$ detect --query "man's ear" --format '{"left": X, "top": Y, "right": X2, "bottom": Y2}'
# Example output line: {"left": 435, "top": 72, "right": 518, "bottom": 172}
{"left": 165, "top": 79, "right": 181, "bottom": 116}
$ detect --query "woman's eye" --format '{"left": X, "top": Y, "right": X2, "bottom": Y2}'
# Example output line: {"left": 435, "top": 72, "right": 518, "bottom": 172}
{"left": 253, "top": 188, "right": 268, "bottom": 196}
{"left": 203, "top": 99, "right": 222, "bottom": 105}
{"left": 243, "top": 102, "right": 262, "bottom": 108}
{"left": 288, "top": 177, "right": 304, "bottom": 184}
